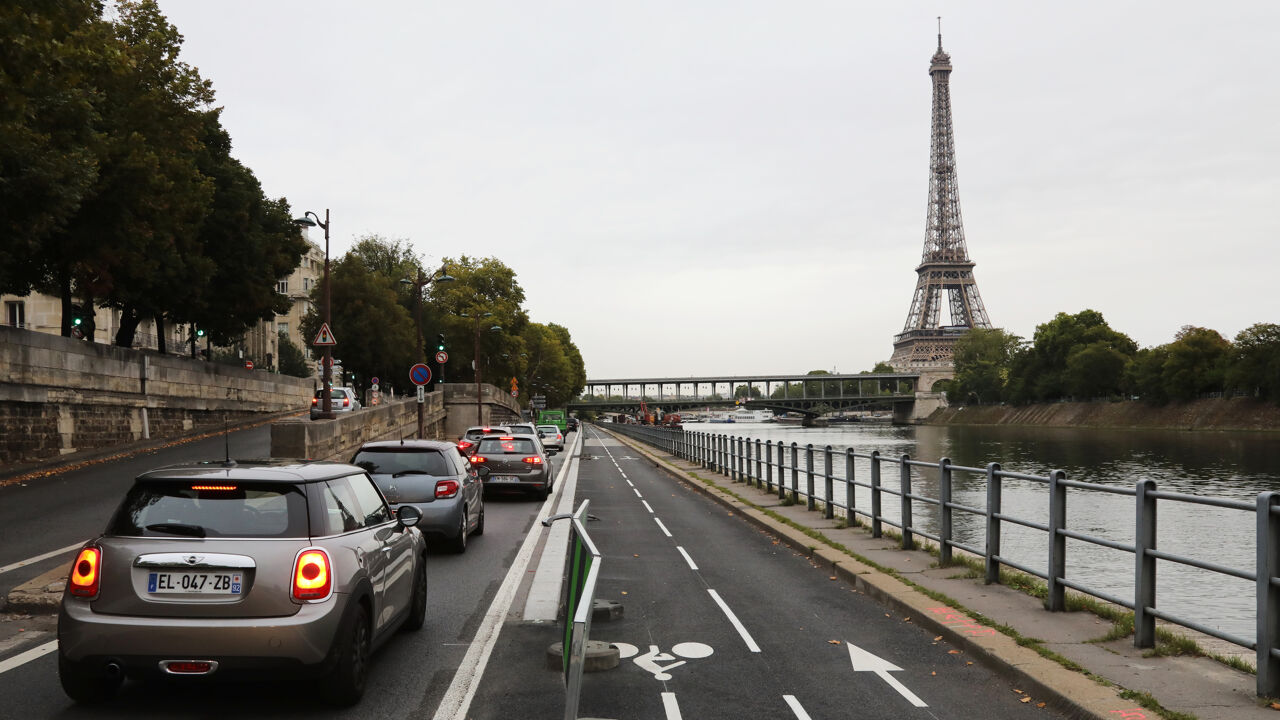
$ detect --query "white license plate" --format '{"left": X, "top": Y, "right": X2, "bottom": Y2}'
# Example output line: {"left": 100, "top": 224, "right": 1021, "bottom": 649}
{"left": 148, "top": 571, "right": 243, "bottom": 595}
{"left": 488, "top": 476, "right": 520, "bottom": 483}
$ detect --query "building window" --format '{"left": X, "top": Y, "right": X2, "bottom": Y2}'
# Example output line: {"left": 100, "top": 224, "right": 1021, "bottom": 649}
{"left": 277, "top": 279, "right": 288, "bottom": 294}
{"left": 5, "top": 301, "right": 25, "bottom": 328}
{"left": 277, "top": 321, "right": 289, "bottom": 336}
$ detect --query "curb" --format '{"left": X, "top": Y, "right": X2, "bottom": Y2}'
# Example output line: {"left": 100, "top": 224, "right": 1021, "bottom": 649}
{"left": 599, "top": 427, "right": 1128, "bottom": 720}
{"left": 5, "top": 564, "right": 69, "bottom": 616}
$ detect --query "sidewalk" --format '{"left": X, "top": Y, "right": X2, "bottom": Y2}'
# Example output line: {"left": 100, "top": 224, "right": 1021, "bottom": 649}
{"left": 600, "top": 428, "right": 1274, "bottom": 720}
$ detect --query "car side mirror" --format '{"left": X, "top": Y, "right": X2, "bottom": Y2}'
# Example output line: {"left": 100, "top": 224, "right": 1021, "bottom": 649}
{"left": 396, "top": 505, "right": 422, "bottom": 528}
{"left": 546, "top": 449, "right": 558, "bottom": 456}
{"left": 538, "top": 431, "right": 546, "bottom": 438}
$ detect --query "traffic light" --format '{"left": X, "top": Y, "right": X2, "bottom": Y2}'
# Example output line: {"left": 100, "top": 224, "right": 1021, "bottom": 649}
{"left": 195, "top": 328, "right": 205, "bottom": 337}
{"left": 437, "top": 333, "right": 445, "bottom": 352}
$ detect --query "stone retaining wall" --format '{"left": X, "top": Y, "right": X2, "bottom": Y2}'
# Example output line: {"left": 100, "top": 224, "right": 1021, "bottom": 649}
{"left": 270, "top": 395, "right": 447, "bottom": 461}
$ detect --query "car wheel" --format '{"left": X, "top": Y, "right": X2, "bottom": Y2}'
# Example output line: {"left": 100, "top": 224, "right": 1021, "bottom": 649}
{"left": 58, "top": 652, "right": 122, "bottom": 704}
{"left": 402, "top": 555, "right": 428, "bottom": 632}
{"left": 535, "top": 484, "right": 549, "bottom": 501}
{"left": 449, "top": 509, "right": 468, "bottom": 554}
{"left": 473, "top": 501, "right": 485, "bottom": 536}
{"left": 322, "top": 604, "right": 371, "bottom": 706}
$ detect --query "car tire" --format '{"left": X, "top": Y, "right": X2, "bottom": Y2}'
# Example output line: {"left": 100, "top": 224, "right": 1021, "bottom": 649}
{"left": 402, "top": 555, "right": 428, "bottom": 632}
{"left": 58, "top": 652, "right": 122, "bottom": 704}
{"left": 535, "top": 484, "right": 549, "bottom": 501}
{"left": 449, "top": 510, "right": 468, "bottom": 554}
{"left": 321, "top": 604, "right": 371, "bottom": 706}
{"left": 473, "top": 502, "right": 485, "bottom": 536}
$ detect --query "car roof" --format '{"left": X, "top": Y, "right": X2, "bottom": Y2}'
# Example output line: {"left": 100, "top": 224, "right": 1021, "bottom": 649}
{"left": 536, "top": 424, "right": 559, "bottom": 430}
{"left": 136, "top": 459, "right": 363, "bottom": 484}
{"left": 355, "top": 439, "right": 456, "bottom": 452}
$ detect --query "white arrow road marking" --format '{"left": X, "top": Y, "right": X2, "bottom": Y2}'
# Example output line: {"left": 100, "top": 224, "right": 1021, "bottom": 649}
{"left": 783, "top": 695, "right": 814, "bottom": 720}
{"left": 0, "top": 640, "right": 57, "bottom": 676}
{"left": 846, "top": 641, "right": 928, "bottom": 707}
{"left": 662, "top": 692, "right": 683, "bottom": 719}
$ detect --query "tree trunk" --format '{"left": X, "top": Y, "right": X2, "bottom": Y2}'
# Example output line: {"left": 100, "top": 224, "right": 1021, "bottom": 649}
{"left": 80, "top": 291, "right": 96, "bottom": 342}
{"left": 59, "top": 269, "right": 73, "bottom": 337}
{"left": 154, "top": 313, "right": 168, "bottom": 354}
{"left": 114, "top": 305, "right": 140, "bottom": 348}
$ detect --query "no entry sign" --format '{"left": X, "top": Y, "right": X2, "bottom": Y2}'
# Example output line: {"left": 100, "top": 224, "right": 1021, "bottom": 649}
{"left": 410, "top": 363, "right": 432, "bottom": 386}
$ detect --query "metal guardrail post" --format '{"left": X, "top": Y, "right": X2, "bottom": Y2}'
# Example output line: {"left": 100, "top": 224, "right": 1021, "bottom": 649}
{"left": 777, "top": 441, "right": 786, "bottom": 500}
{"left": 870, "top": 450, "right": 882, "bottom": 538}
{"left": 985, "top": 462, "right": 1002, "bottom": 584}
{"left": 1257, "top": 492, "right": 1280, "bottom": 697}
{"left": 1047, "top": 469, "right": 1067, "bottom": 611}
{"left": 899, "top": 455, "right": 914, "bottom": 550}
{"left": 823, "top": 445, "right": 834, "bottom": 519}
{"left": 805, "top": 444, "right": 816, "bottom": 511}
{"left": 765, "top": 440, "right": 774, "bottom": 492}
{"left": 744, "top": 438, "right": 753, "bottom": 485}
{"left": 789, "top": 442, "right": 800, "bottom": 504}
{"left": 845, "top": 448, "right": 856, "bottom": 524}
{"left": 939, "top": 458, "right": 953, "bottom": 565}
{"left": 737, "top": 436, "right": 745, "bottom": 483}
{"left": 754, "top": 438, "right": 762, "bottom": 488}
{"left": 1135, "top": 478, "right": 1158, "bottom": 648}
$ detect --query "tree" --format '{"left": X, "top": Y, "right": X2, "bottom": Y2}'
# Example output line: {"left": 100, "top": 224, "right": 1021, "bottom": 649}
{"left": 951, "top": 328, "right": 1024, "bottom": 404}
{"left": 1064, "top": 342, "right": 1131, "bottom": 399}
{"left": 547, "top": 323, "right": 587, "bottom": 401}
{"left": 1159, "top": 326, "right": 1230, "bottom": 401}
{"left": 1124, "top": 346, "right": 1171, "bottom": 404}
{"left": 1008, "top": 310, "right": 1136, "bottom": 402}
{"left": 277, "top": 332, "right": 312, "bottom": 378}
{"left": 734, "top": 385, "right": 762, "bottom": 399}
{"left": 1227, "top": 323, "right": 1280, "bottom": 402}
{"left": 427, "top": 256, "right": 529, "bottom": 392}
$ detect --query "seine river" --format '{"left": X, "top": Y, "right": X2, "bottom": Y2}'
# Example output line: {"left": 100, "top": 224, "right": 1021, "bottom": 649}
{"left": 680, "top": 420, "right": 1280, "bottom": 644}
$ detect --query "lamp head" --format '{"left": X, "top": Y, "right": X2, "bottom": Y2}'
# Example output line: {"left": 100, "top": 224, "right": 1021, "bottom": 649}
{"left": 292, "top": 216, "right": 317, "bottom": 228}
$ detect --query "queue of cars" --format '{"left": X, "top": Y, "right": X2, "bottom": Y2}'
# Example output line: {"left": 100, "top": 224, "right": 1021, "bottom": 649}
{"left": 56, "top": 418, "right": 578, "bottom": 706}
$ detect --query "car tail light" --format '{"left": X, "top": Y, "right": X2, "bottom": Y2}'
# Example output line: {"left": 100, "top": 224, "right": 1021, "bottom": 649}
{"left": 311, "top": 397, "right": 318, "bottom": 406}
{"left": 469, "top": 455, "right": 487, "bottom": 464}
{"left": 435, "top": 479, "right": 460, "bottom": 498}
{"left": 457, "top": 440, "right": 474, "bottom": 452}
{"left": 522, "top": 456, "right": 543, "bottom": 465}
{"left": 342, "top": 397, "right": 350, "bottom": 408}
{"left": 68, "top": 546, "right": 101, "bottom": 598}
{"left": 292, "top": 548, "right": 332, "bottom": 602}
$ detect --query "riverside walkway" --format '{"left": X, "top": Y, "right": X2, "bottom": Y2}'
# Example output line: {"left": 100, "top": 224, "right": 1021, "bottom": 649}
{"left": 595, "top": 423, "right": 1271, "bottom": 720}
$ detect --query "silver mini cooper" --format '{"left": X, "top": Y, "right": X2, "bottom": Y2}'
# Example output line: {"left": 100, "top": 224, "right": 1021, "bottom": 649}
{"left": 57, "top": 460, "right": 428, "bottom": 706}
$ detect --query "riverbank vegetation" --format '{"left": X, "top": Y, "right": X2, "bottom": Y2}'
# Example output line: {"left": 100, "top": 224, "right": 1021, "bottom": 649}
{"left": 945, "top": 310, "right": 1280, "bottom": 407}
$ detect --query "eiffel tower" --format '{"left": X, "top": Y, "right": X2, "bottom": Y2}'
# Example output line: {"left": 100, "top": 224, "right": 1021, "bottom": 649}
{"left": 889, "top": 28, "right": 992, "bottom": 379}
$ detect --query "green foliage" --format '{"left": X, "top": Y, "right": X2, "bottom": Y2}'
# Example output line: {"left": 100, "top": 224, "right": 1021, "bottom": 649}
{"left": 951, "top": 328, "right": 1025, "bottom": 404}
{"left": 1227, "top": 323, "right": 1280, "bottom": 402}
{"left": 1007, "top": 310, "right": 1136, "bottom": 402}
{"left": 734, "top": 385, "right": 762, "bottom": 399}
{"left": 1161, "top": 326, "right": 1230, "bottom": 401}
{"left": 277, "top": 332, "right": 311, "bottom": 378}
{"left": 1124, "top": 346, "right": 1171, "bottom": 404}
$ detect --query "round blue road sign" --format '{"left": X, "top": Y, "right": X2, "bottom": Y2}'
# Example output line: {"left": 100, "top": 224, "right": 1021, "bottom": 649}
{"left": 410, "top": 363, "right": 432, "bottom": 386}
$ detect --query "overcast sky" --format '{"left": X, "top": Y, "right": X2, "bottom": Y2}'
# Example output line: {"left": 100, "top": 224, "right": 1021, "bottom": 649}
{"left": 155, "top": 1, "right": 1279, "bottom": 379}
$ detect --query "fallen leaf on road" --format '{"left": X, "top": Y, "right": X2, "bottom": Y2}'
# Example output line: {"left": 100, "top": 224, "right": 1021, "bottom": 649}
{"left": 1037, "top": 702, "right": 1046, "bottom": 708}
{"left": 1013, "top": 689, "right": 1023, "bottom": 694}
{"left": 948, "top": 650, "right": 960, "bottom": 655}
{"left": 1020, "top": 697, "right": 1032, "bottom": 704}
{"left": 931, "top": 671, "right": 936, "bottom": 676}
{"left": 828, "top": 640, "right": 841, "bottom": 645}
{"left": 933, "top": 636, "right": 943, "bottom": 642}
{"left": 633, "top": 554, "right": 639, "bottom": 557}
{"left": 829, "top": 576, "right": 837, "bottom": 580}
{"left": 903, "top": 617, "right": 910, "bottom": 622}
{"left": 620, "top": 591, "right": 628, "bottom": 595}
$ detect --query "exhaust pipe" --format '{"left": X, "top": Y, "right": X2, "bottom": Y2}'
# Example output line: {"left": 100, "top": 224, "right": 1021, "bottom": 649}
{"left": 104, "top": 661, "right": 123, "bottom": 678}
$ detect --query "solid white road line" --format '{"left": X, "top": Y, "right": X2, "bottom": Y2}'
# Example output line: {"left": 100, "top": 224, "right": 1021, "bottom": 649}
{"left": 661, "top": 692, "right": 683, "bottom": 720}
{"left": 0, "top": 640, "right": 57, "bottom": 677}
{"left": 654, "top": 517, "right": 672, "bottom": 537}
{"left": 783, "top": 695, "right": 814, "bottom": 720}
{"left": 879, "top": 670, "right": 928, "bottom": 707}
{"left": 707, "top": 589, "right": 761, "bottom": 652}
{"left": 432, "top": 432, "right": 583, "bottom": 720}
{"left": 0, "top": 542, "right": 84, "bottom": 576}
{"left": 676, "top": 546, "right": 697, "bottom": 570}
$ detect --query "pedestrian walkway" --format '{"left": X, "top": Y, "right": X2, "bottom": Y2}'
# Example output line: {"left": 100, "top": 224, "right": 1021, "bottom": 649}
{"left": 575, "top": 427, "right": 1272, "bottom": 720}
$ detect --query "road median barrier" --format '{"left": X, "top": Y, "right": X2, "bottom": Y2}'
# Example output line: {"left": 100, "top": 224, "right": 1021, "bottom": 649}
{"left": 5, "top": 564, "right": 69, "bottom": 615}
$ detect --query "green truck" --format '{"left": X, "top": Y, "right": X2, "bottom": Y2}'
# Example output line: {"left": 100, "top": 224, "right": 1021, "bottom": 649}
{"left": 536, "top": 409, "right": 567, "bottom": 432}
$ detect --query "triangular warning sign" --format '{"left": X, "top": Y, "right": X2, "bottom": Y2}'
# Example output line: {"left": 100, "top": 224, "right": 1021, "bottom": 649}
{"left": 313, "top": 322, "right": 337, "bottom": 346}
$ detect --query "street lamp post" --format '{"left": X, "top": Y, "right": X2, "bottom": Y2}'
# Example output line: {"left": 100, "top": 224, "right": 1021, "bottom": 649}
{"left": 293, "top": 209, "right": 333, "bottom": 419}
{"left": 461, "top": 311, "right": 500, "bottom": 425}
{"left": 400, "top": 264, "right": 453, "bottom": 438}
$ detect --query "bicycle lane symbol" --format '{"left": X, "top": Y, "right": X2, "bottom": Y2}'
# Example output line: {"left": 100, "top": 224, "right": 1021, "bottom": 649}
{"left": 610, "top": 642, "right": 715, "bottom": 681}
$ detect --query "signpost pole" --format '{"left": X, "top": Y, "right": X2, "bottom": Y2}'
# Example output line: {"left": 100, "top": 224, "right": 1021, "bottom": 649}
{"left": 409, "top": 364, "right": 432, "bottom": 439}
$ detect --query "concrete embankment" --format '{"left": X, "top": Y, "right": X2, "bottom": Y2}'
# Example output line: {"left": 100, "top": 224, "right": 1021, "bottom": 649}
{"left": 927, "top": 396, "right": 1280, "bottom": 432}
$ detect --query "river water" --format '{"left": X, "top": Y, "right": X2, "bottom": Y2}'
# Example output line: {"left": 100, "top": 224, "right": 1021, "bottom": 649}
{"left": 680, "top": 420, "right": 1280, "bottom": 644}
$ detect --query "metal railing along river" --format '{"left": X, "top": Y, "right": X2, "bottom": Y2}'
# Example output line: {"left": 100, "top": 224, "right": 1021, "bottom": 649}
{"left": 605, "top": 423, "right": 1280, "bottom": 697}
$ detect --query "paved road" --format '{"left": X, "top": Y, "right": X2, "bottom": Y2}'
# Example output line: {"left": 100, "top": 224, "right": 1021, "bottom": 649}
{"left": 469, "top": 427, "right": 1072, "bottom": 719}
{"left": 0, "top": 424, "right": 559, "bottom": 719}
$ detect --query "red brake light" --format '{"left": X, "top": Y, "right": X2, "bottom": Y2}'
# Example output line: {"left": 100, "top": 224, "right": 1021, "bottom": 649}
{"left": 292, "top": 548, "right": 332, "bottom": 601}
{"left": 311, "top": 398, "right": 318, "bottom": 406}
{"left": 191, "top": 484, "right": 237, "bottom": 491}
{"left": 457, "top": 440, "right": 474, "bottom": 451}
{"left": 435, "top": 479, "right": 460, "bottom": 498}
{"left": 522, "top": 456, "right": 543, "bottom": 465}
{"left": 342, "top": 398, "right": 350, "bottom": 407}
{"left": 68, "top": 547, "right": 101, "bottom": 598}
{"left": 470, "top": 455, "right": 486, "bottom": 464}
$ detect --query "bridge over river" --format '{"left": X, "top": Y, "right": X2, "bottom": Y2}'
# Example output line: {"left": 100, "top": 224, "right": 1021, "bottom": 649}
{"left": 570, "top": 372, "right": 944, "bottom": 422}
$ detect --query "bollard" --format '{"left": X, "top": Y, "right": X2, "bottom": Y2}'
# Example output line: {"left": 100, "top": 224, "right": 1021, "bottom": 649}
{"left": 1134, "top": 479, "right": 1157, "bottom": 648}
{"left": 1046, "top": 469, "right": 1067, "bottom": 611}
{"left": 870, "top": 451, "right": 883, "bottom": 538}
{"left": 805, "top": 444, "right": 816, "bottom": 511}
{"left": 845, "top": 449, "right": 856, "bottom": 525}
{"left": 938, "top": 458, "right": 953, "bottom": 565}
{"left": 823, "top": 446, "right": 834, "bottom": 519}
{"left": 899, "top": 455, "right": 914, "bottom": 550}
{"left": 789, "top": 443, "right": 800, "bottom": 504}
{"left": 1257, "top": 492, "right": 1280, "bottom": 697}
{"left": 984, "top": 463, "right": 1002, "bottom": 585}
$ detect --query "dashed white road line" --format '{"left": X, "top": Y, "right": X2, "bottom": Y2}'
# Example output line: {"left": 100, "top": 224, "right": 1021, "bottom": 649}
{"left": 642, "top": 500, "right": 654, "bottom": 514}
{"left": 633, "top": 488, "right": 643, "bottom": 498}
{"left": 0, "top": 640, "right": 57, "bottom": 676}
{"left": 708, "top": 589, "right": 761, "bottom": 652}
{"left": 661, "top": 692, "right": 683, "bottom": 719}
{"left": 676, "top": 546, "right": 697, "bottom": 569}
{"left": 783, "top": 695, "right": 813, "bottom": 720}
{"left": 654, "top": 518, "right": 672, "bottom": 537}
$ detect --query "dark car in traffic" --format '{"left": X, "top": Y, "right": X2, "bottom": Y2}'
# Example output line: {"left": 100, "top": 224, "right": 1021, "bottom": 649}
{"left": 350, "top": 440, "right": 483, "bottom": 553}
{"left": 57, "top": 460, "right": 428, "bottom": 706}
{"left": 470, "top": 434, "right": 557, "bottom": 500}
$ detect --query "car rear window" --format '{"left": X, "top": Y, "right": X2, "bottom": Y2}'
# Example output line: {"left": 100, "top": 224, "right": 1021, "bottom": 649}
{"left": 351, "top": 448, "right": 453, "bottom": 476}
{"left": 107, "top": 481, "right": 308, "bottom": 538}
{"left": 477, "top": 437, "right": 536, "bottom": 454}
{"left": 537, "top": 426, "right": 559, "bottom": 435}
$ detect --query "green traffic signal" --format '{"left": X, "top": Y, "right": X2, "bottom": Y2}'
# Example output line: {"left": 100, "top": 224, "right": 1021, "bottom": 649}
{"left": 437, "top": 333, "right": 445, "bottom": 351}
{"left": 72, "top": 317, "right": 82, "bottom": 326}
{"left": 196, "top": 328, "right": 205, "bottom": 337}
